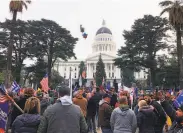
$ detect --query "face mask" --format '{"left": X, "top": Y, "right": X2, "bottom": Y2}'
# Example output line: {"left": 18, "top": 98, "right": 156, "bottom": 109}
{"left": 175, "top": 116, "right": 183, "bottom": 124}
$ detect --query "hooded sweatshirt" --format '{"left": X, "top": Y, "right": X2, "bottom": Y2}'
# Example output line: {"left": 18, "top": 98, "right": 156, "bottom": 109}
{"left": 110, "top": 105, "right": 137, "bottom": 133}
{"left": 137, "top": 105, "right": 156, "bottom": 133}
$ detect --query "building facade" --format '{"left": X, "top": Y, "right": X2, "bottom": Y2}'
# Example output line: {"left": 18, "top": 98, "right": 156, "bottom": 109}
{"left": 54, "top": 21, "right": 147, "bottom": 86}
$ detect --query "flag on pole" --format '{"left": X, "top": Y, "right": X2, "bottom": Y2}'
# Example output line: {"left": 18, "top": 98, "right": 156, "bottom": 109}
{"left": 174, "top": 90, "right": 183, "bottom": 109}
{"left": 40, "top": 74, "right": 49, "bottom": 93}
{"left": 102, "top": 77, "right": 105, "bottom": 86}
{"left": 0, "top": 95, "right": 9, "bottom": 103}
{"left": 82, "top": 71, "right": 86, "bottom": 79}
{"left": 0, "top": 95, "right": 9, "bottom": 133}
{"left": 79, "top": 75, "right": 82, "bottom": 87}
{"left": 106, "top": 81, "right": 111, "bottom": 91}
{"left": 0, "top": 84, "right": 7, "bottom": 95}
{"left": 11, "top": 81, "right": 20, "bottom": 93}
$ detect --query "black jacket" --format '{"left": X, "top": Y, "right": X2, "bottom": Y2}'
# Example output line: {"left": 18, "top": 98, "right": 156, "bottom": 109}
{"left": 150, "top": 100, "right": 166, "bottom": 132}
{"left": 12, "top": 113, "right": 40, "bottom": 133}
{"left": 87, "top": 96, "right": 97, "bottom": 117}
{"left": 137, "top": 106, "right": 156, "bottom": 133}
{"left": 40, "top": 98, "right": 50, "bottom": 115}
{"left": 110, "top": 93, "right": 118, "bottom": 108}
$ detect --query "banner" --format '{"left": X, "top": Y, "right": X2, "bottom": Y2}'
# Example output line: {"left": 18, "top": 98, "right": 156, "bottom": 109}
{"left": 0, "top": 101, "right": 9, "bottom": 133}
{"left": 174, "top": 90, "right": 183, "bottom": 108}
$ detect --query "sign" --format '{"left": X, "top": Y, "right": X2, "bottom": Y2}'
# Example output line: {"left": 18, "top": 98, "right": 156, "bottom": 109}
{"left": 0, "top": 101, "right": 9, "bottom": 133}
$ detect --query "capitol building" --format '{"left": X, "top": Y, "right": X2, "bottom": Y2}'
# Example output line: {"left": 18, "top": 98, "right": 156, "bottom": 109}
{"left": 54, "top": 21, "right": 147, "bottom": 86}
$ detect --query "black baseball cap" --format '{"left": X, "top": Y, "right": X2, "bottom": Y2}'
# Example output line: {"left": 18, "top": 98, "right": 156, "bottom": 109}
{"left": 103, "top": 93, "right": 111, "bottom": 99}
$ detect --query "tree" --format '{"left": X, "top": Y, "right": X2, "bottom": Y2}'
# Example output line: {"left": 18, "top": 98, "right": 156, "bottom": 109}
{"left": 6, "top": 0, "right": 31, "bottom": 87}
{"left": 50, "top": 69, "right": 64, "bottom": 89}
{"left": 24, "top": 58, "right": 47, "bottom": 86}
{"left": 0, "top": 20, "right": 37, "bottom": 83}
{"left": 78, "top": 61, "right": 86, "bottom": 85}
{"left": 0, "top": 73, "right": 4, "bottom": 83}
{"left": 95, "top": 54, "right": 106, "bottom": 87}
{"left": 114, "top": 15, "right": 170, "bottom": 88}
{"left": 155, "top": 57, "right": 179, "bottom": 88}
{"left": 122, "top": 68, "right": 135, "bottom": 88}
{"left": 28, "top": 19, "right": 78, "bottom": 84}
{"left": 159, "top": 0, "right": 183, "bottom": 88}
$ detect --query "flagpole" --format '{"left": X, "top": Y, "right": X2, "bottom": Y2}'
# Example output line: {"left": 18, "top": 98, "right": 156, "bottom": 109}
{"left": 69, "top": 67, "right": 72, "bottom": 99}
{"left": 6, "top": 93, "right": 24, "bottom": 113}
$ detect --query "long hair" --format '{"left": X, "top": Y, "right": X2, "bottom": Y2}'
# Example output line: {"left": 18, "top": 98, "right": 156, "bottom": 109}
{"left": 24, "top": 97, "right": 40, "bottom": 114}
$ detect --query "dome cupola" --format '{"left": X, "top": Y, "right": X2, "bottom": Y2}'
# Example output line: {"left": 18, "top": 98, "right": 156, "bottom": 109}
{"left": 91, "top": 20, "right": 116, "bottom": 56}
{"left": 96, "top": 20, "right": 112, "bottom": 35}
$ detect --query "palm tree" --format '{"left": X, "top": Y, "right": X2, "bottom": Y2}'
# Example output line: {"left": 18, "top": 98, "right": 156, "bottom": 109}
{"left": 5, "top": 0, "right": 31, "bottom": 87}
{"left": 160, "top": 0, "right": 183, "bottom": 89}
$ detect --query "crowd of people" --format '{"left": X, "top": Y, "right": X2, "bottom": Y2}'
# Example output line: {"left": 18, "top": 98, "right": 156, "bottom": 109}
{"left": 4, "top": 85, "right": 183, "bottom": 133}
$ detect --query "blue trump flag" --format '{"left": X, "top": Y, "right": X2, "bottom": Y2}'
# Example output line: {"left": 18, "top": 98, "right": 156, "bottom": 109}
{"left": 134, "top": 88, "right": 138, "bottom": 98}
{"left": 174, "top": 91, "right": 183, "bottom": 108}
{"left": 106, "top": 82, "right": 111, "bottom": 91}
{"left": 0, "top": 96, "right": 9, "bottom": 132}
{"left": 11, "top": 81, "right": 20, "bottom": 93}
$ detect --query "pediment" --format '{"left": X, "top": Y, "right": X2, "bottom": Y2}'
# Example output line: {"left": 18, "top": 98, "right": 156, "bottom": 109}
{"left": 86, "top": 53, "right": 116, "bottom": 61}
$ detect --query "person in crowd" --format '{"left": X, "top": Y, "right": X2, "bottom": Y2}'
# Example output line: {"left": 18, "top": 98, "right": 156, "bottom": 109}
{"left": 11, "top": 97, "right": 41, "bottom": 133}
{"left": 99, "top": 93, "right": 113, "bottom": 133}
{"left": 134, "top": 96, "right": 144, "bottom": 115}
{"left": 73, "top": 90, "right": 88, "bottom": 118}
{"left": 110, "top": 96, "right": 137, "bottom": 133}
{"left": 110, "top": 87, "right": 118, "bottom": 109}
{"left": 37, "top": 85, "right": 88, "bottom": 133}
{"left": 40, "top": 93, "right": 51, "bottom": 115}
{"left": 160, "top": 93, "right": 183, "bottom": 133}
{"left": 87, "top": 91, "right": 97, "bottom": 133}
{"left": 92, "top": 87, "right": 103, "bottom": 128}
{"left": 137, "top": 100, "right": 156, "bottom": 133}
{"left": 115, "top": 91, "right": 131, "bottom": 108}
{"left": 11, "top": 88, "right": 35, "bottom": 126}
{"left": 144, "top": 94, "right": 167, "bottom": 133}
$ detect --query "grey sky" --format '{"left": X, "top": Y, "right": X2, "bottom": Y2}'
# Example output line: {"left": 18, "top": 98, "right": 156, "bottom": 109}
{"left": 0, "top": 0, "right": 163, "bottom": 60}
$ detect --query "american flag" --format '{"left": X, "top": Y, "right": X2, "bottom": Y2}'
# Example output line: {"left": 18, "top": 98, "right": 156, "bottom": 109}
{"left": 11, "top": 81, "right": 20, "bottom": 93}
{"left": 82, "top": 71, "right": 86, "bottom": 79}
{"left": 0, "top": 95, "right": 9, "bottom": 103}
{"left": 40, "top": 74, "right": 49, "bottom": 93}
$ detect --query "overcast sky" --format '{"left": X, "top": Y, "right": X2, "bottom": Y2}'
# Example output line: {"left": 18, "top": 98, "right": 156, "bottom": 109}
{"left": 0, "top": 0, "right": 164, "bottom": 60}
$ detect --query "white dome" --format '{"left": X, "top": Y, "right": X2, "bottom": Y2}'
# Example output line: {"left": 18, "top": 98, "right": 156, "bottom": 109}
{"left": 91, "top": 21, "right": 116, "bottom": 56}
